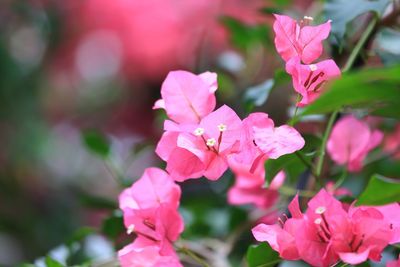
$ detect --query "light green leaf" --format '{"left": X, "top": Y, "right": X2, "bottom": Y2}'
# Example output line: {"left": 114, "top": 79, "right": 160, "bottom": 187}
{"left": 357, "top": 174, "right": 400, "bottom": 206}
{"left": 298, "top": 65, "right": 400, "bottom": 119}
{"left": 45, "top": 256, "right": 64, "bottom": 267}
{"left": 247, "top": 243, "right": 280, "bottom": 267}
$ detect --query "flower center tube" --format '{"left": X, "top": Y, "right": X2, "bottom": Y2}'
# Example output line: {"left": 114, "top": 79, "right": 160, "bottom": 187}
{"left": 193, "top": 124, "right": 227, "bottom": 154}
{"left": 314, "top": 206, "right": 332, "bottom": 243}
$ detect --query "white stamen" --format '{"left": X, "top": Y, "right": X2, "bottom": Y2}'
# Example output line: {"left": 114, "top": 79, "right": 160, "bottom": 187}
{"left": 304, "top": 16, "right": 314, "bottom": 21}
{"left": 218, "top": 124, "right": 227, "bottom": 132}
{"left": 206, "top": 138, "right": 216, "bottom": 146}
{"left": 309, "top": 64, "right": 318, "bottom": 71}
{"left": 194, "top": 127, "right": 205, "bottom": 136}
{"left": 127, "top": 224, "right": 135, "bottom": 234}
{"left": 315, "top": 206, "right": 326, "bottom": 215}
{"left": 314, "top": 218, "right": 322, "bottom": 225}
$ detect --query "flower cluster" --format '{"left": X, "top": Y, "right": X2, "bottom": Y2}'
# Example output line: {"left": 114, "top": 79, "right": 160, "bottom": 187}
{"left": 118, "top": 168, "right": 184, "bottom": 267}
{"left": 252, "top": 189, "right": 400, "bottom": 266}
{"left": 273, "top": 14, "right": 341, "bottom": 106}
{"left": 154, "top": 70, "right": 305, "bottom": 184}
{"left": 327, "top": 115, "right": 383, "bottom": 172}
{"left": 119, "top": 69, "right": 305, "bottom": 266}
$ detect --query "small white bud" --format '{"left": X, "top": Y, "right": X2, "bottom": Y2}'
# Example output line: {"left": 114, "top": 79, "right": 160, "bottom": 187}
{"left": 314, "top": 218, "right": 322, "bottom": 225}
{"left": 315, "top": 206, "right": 326, "bottom": 215}
{"left": 218, "top": 124, "right": 227, "bottom": 132}
{"left": 309, "top": 64, "right": 318, "bottom": 71}
{"left": 206, "top": 138, "right": 216, "bottom": 146}
{"left": 194, "top": 127, "right": 205, "bottom": 136}
{"left": 127, "top": 224, "right": 135, "bottom": 235}
{"left": 304, "top": 16, "right": 314, "bottom": 21}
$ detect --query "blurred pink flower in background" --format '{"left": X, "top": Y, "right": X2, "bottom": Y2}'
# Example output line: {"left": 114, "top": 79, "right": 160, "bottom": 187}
{"left": 54, "top": 0, "right": 267, "bottom": 82}
{"left": 384, "top": 124, "right": 400, "bottom": 160}
{"left": 327, "top": 115, "right": 383, "bottom": 172}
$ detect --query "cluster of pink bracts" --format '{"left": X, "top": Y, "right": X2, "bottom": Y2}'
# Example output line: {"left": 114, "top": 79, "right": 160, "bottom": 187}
{"left": 273, "top": 14, "right": 341, "bottom": 106}
{"left": 117, "top": 14, "right": 400, "bottom": 267}
{"left": 253, "top": 190, "right": 400, "bottom": 266}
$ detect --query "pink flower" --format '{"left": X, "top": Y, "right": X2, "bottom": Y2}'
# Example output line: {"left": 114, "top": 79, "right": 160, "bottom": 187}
{"left": 273, "top": 14, "right": 331, "bottom": 64}
{"left": 325, "top": 182, "right": 352, "bottom": 197}
{"left": 153, "top": 70, "right": 218, "bottom": 124}
{"left": 387, "top": 256, "right": 400, "bottom": 267}
{"left": 156, "top": 105, "right": 242, "bottom": 181}
{"left": 374, "top": 203, "right": 400, "bottom": 244}
{"left": 285, "top": 57, "right": 341, "bottom": 107}
{"left": 252, "top": 195, "right": 303, "bottom": 261}
{"left": 227, "top": 155, "right": 285, "bottom": 209}
{"left": 327, "top": 115, "right": 383, "bottom": 172}
{"left": 119, "top": 167, "right": 181, "bottom": 210}
{"left": 333, "top": 206, "right": 393, "bottom": 265}
{"left": 118, "top": 168, "right": 184, "bottom": 266}
{"left": 384, "top": 124, "right": 400, "bottom": 160}
{"left": 233, "top": 112, "right": 305, "bottom": 172}
{"left": 118, "top": 238, "right": 182, "bottom": 267}
{"left": 252, "top": 189, "right": 398, "bottom": 266}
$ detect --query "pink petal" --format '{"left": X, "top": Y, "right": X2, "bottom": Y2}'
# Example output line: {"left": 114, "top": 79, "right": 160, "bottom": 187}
{"left": 119, "top": 168, "right": 181, "bottom": 210}
{"left": 203, "top": 152, "right": 228, "bottom": 180}
{"left": 199, "top": 105, "right": 242, "bottom": 153}
{"left": 299, "top": 20, "right": 331, "bottom": 64}
{"left": 327, "top": 115, "right": 371, "bottom": 170}
{"left": 153, "top": 99, "right": 165, "bottom": 110}
{"left": 198, "top": 71, "right": 218, "bottom": 93}
{"left": 339, "top": 248, "right": 371, "bottom": 265}
{"left": 166, "top": 148, "right": 205, "bottom": 182}
{"left": 269, "top": 171, "right": 286, "bottom": 190}
{"left": 160, "top": 70, "right": 216, "bottom": 123}
{"left": 253, "top": 124, "right": 305, "bottom": 159}
{"left": 252, "top": 223, "right": 282, "bottom": 250}
{"left": 273, "top": 14, "right": 301, "bottom": 62}
{"left": 288, "top": 194, "right": 303, "bottom": 219}
{"left": 156, "top": 131, "right": 179, "bottom": 161}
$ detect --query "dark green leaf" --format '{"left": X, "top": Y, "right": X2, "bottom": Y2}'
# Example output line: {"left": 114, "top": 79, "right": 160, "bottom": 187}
{"left": 102, "top": 210, "right": 125, "bottom": 239}
{"left": 220, "top": 16, "right": 271, "bottom": 50}
{"left": 45, "top": 256, "right": 65, "bottom": 267}
{"left": 247, "top": 243, "right": 280, "bottom": 267}
{"left": 298, "top": 65, "right": 400, "bottom": 119}
{"left": 325, "top": 0, "right": 391, "bottom": 41}
{"left": 357, "top": 174, "right": 400, "bottom": 206}
{"left": 264, "top": 152, "right": 309, "bottom": 184}
{"left": 81, "top": 130, "right": 110, "bottom": 158}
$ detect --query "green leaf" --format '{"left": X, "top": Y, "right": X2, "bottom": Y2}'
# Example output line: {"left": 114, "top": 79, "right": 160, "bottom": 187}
{"left": 298, "top": 65, "right": 400, "bottom": 119}
{"left": 246, "top": 243, "right": 280, "bottom": 267}
{"left": 102, "top": 210, "right": 125, "bottom": 239}
{"left": 220, "top": 16, "right": 271, "bottom": 50}
{"left": 264, "top": 152, "right": 309, "bottom": 184}
{"left": 81, "top": 130, "right": 110, "bottom": 158}
{"left": 357, "top": 174, "right": 400, "bottom": 206}
{"left": 325, "top": 0, "right": 391, "bottom": 41}
{"left": 45, "top": 256, "right": 65, "bottom": 267}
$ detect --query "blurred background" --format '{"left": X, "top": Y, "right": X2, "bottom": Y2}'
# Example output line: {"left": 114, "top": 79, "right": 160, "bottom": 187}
{"left": 1, "top": 0, "right": 399, "bottom": 266}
